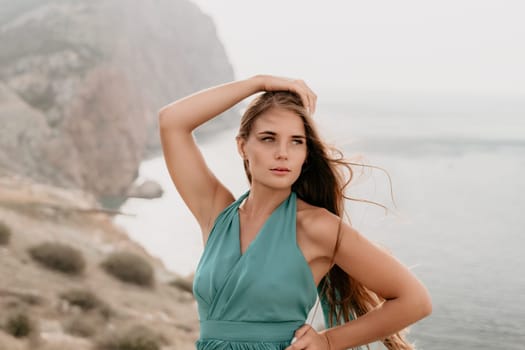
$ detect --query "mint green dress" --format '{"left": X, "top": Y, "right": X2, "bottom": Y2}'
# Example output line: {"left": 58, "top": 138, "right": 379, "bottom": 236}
{"left": 193, "top": 190, "right": 319, "bottom": 350}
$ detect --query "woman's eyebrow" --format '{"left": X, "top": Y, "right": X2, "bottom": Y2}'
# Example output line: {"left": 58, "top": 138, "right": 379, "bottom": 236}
{"left": 257, "top": 131, "right": 306, "bottom": 138}
{"left": 257, "top": 131, "right": 277, "bottom": 136}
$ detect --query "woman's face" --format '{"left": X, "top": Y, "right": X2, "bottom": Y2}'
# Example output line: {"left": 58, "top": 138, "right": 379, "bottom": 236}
{"left": 237, "top": 107, "right": 308, "bottom": 190}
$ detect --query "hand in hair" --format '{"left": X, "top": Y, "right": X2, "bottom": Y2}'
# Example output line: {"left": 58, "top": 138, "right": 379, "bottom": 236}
{"left": 254, "top": 74, "right": 317, "bottom": 115}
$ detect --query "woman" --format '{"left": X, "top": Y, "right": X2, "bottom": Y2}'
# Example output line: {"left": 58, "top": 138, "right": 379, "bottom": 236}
{"left": 158, "top": 75, "right": 432, "bottom": 350}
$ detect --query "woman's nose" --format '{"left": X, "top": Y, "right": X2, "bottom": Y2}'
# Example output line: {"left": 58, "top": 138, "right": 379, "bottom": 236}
{"left": 275, "top": 142, "right": 289, "bottom": 159}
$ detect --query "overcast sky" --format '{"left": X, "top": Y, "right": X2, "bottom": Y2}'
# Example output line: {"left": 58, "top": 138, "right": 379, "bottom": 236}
{"left": 191, "top": 0, "right": 524, "bottom": 97}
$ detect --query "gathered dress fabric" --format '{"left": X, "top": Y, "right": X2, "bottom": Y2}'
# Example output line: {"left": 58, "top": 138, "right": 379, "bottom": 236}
{"left": 193, "top": 191, "right": 319, "bottom": 350}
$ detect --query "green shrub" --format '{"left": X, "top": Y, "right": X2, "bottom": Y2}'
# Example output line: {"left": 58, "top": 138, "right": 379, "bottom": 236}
{"left": 95, "top": 324, "right": 164, "bottom": 350}
{"left": 100, "top": 252, "right": 154, "bottom": 287}
{"left": 59, "top": 289, "right": 112, "bottom": 318}
{"left": 0, "top": 221, "right": 11, "bottom": 245}
{"left": 3, "top": 308, "right": 37, "bottom": 338}
{"left": 28, "top": 242, "right": 85, "bottom": 275}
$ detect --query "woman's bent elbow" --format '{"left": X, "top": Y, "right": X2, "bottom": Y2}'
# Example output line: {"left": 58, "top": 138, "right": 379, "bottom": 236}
{"left": 158, "top": 108, "right": 170, "bottom": 129}
{"left": 158, "top": 108, "right": 183, "bottom": 131}
{"left": 415, "top": 289, "right": 433, "bottom": 319}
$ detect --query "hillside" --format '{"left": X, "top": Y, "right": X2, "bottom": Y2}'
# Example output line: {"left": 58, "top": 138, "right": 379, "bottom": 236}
{"left": 0, "top": 175, "right": 199, "bottom": 350}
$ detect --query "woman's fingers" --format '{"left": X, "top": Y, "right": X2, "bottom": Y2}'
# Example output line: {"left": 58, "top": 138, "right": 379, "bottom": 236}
{"left": 294, "top": 324, "right": 312, "bottom": 339}
{"left": 293, "top": 80, "right": 316, "bottom": 116}
{"left": 296, "top": 79, "right": 317, "bottom": 115}
{"left": 287, "top": 79, "right": 309, "bottom": 114}
{"left": 286, "top": 326, "right": 307, "bottom": 350}
{"left": 307, "top": 87, "right": 317, "bottom": 115}
{"left": 260, "top": 75, "right": 317, "bottom": 115}
{"left": 285, "top": 324, "right": 315, "bottom": 350}
{"left": 302, "top": 90, "right": 311, "bottom": 115}
{"left": 290, "top": 87, "right": 309, "bottom": 112}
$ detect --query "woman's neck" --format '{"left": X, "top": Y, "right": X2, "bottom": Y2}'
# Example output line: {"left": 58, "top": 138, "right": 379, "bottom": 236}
{"left": 240, "top": 185, "right": 291, "bottom": 218}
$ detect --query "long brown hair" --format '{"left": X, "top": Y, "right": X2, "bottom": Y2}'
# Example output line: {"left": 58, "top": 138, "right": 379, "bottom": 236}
{"left": 237, "top": 91, "right": 414, "bottom": 350}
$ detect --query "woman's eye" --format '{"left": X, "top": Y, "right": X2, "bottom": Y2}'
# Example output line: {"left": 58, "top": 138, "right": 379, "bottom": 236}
{"left": 261, "top": 137, "right": 274, "bottom": 142}
{"left": 292, "top": 139, "right": 304, "bottom": 145}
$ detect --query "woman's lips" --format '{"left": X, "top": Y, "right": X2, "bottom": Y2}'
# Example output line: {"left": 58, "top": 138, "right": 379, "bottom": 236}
{"left": 270, "top": 167, "right": 290, "bottom": 175}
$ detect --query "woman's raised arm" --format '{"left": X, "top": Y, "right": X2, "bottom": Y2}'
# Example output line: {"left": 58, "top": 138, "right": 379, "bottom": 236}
{"left": 158, "top": 77, "right": 262, "bottom": 240}
{"left": 158, "top": 75, "right": 317, "bottom": 241}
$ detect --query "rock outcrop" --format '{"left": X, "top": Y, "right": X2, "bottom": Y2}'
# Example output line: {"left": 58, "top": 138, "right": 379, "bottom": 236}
{"left": 0, "top": 0, "right": 239, "bottom": 198}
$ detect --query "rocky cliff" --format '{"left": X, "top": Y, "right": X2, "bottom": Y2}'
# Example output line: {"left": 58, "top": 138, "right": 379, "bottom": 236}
{"left": 0, "top": 0, "right": 239, "bottom": 199}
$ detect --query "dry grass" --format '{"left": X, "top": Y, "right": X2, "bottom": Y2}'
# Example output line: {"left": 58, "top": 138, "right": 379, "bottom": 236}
{"left": 63, "top": 313, "right": 102, "bottom": 338}
{"left": 59, "top": 288, "right": 113, "bottom": 319}
{"left": 168, "top": 276, "right": 193, "bottom": 294}
{"left": 95, "top": 323, "right": 167, "bottom": 350}
{"left": 0, "top": 220, "right": 11, "bottom": 245}
{"left": 28, "top": 242, "right": 86, "bottom": 275}
{"left": 0, "top": 176, "right": 200, "bottom": 350}
{"left": 100, "top": 251, "right": 154, "bottom": 287}
{"left": 2, "top": 307, "right": 39, "bottom": 338}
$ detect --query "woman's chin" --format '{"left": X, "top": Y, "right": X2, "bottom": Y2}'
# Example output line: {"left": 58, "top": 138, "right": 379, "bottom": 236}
{"left": 253, "top": 179, "right": 298, "bottom": 191}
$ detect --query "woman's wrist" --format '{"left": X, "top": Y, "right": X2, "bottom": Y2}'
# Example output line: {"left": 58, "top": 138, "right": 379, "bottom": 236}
{"left": 247, "top": 74, "right": 267, "bottom": 92}
{"left": 321, "top": 330, "right": 333, "bottom": 350}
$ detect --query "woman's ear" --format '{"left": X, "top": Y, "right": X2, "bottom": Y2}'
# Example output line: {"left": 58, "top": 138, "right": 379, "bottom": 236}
{"left": 236, "top": 136, "right": 246, "bottom": 159}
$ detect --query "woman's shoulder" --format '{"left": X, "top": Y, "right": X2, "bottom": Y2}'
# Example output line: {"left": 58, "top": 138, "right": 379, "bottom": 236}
{"left": 296, "top": 198, "right": 341, "bottom": 251}
{"left": 296, "top": 199, "right": 335, "bottom": 225}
